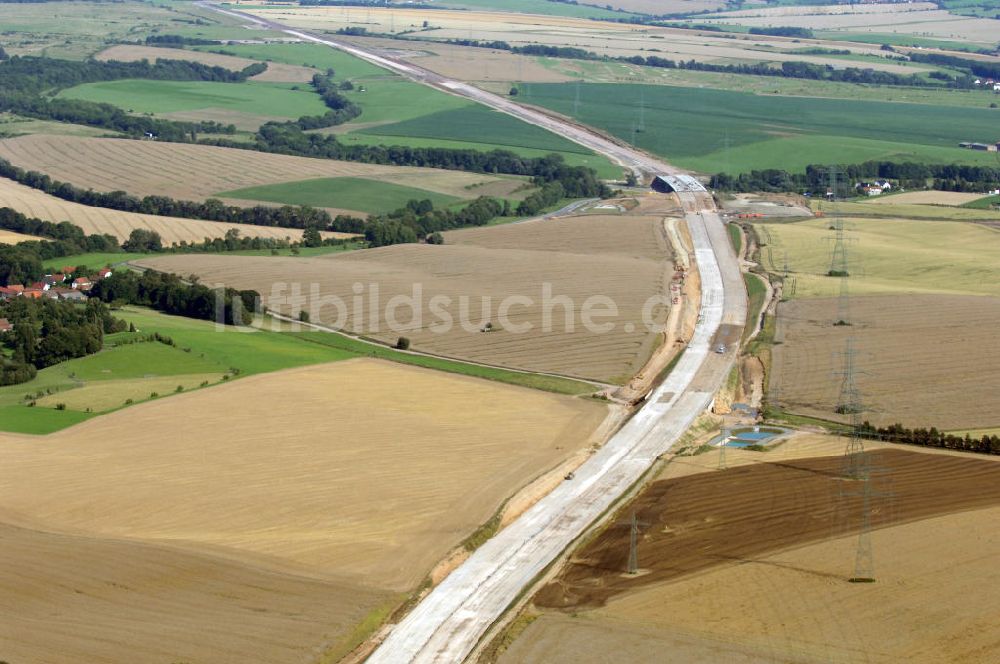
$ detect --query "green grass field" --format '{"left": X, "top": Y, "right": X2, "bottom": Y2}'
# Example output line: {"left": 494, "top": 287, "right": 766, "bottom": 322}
{"left": 336, "top": 133, "right": 622, "bottom": 179}
{"left": 517, "top": 82, "right": 1000, "bottom": 174}
{"left": 356, "top": 104, "right": 592, "bottom": 155}
{"left": 343, "top": 79, "right": 470, "bottom": 124}
{"left": 727, "top": 223, "right": 742, "bottom": 255}
{"left": 742, "top": 272, "right": 767, "bottom": 343}
{"left": 962, "top": 194, "right": 1000, "bottom": 209}
{"left": 43, "top": 252, "right": 149, "bottom": 272}
{"left": 531, "top": 58, "right": 1000, "bottom": 109}
{"left": 57, "top": 79, "right": 327, "bottom": 119}
{"left": 194, "top": 42, "right": 390, "bottom": 79}
{"left": 219, "top": 177, "right": 461, "bottom": 214}
{"left": 816, "top": 31, "right": 990, "bottom": 51}
{"left": 756, "top": 217, "right": 1000, "bottom": 299}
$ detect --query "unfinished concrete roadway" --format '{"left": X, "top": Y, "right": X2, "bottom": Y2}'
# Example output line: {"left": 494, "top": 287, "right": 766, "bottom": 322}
{"left": 202, "top": 4, "right": 748, "bottom": 661}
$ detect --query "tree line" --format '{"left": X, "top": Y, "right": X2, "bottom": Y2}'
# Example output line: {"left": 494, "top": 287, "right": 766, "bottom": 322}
{"left": 857, "top": 421, "right": 1000, "bottom": 456}
{"left": 286, "top": 71, "right": 362, "bottom": 130}
{"left": 1, "top": 297, "right": 126, "bottom": 385}
{"left": 709, "top": 160, "right": 1000, "bottom": 194}
{"left": 90, "top": 270, "right": 258, "bottom": 327}
{"left": 0, "top": 158, "right": 333, "bottom": 230}
{"left": 356, "top": 157, "right": 610, "bottom": 244}
{"left": 0, "top": 208, "right": 355, "bottom": 287}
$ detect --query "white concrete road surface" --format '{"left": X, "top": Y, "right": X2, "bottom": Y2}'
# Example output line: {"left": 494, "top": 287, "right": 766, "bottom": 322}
{"left": 201, "top": 5, "right": 748, "bottom": 661}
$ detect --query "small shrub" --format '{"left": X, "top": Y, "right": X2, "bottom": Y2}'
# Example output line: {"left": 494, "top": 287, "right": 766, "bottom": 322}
{"left": 175, "top": 385, "right": 184, "bottom": 393}
{"left": 149, "top": 392, "right": 159, "bottom": 398}
{"left": 395, "top": 336, "right": 411, "bottom": 350}
{"left": 55, "top": 403, "right": 66, "bottom": 410}
{"left": 200, "top": 380, "right": 209, "bottom": 387}
{"left": 124, "top": 398, "right": 133, "bottom": 405}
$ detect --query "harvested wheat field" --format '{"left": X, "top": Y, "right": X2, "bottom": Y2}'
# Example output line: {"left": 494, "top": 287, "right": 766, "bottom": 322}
{"left": 0, "top": 358, "right": 607, "bottom": 662}
{"left": 0, "top": 522, "right": 387, "bottom": 664}
{"left": 0, "top": 228, "right": 42, "bottom": 244}
{"left": 700, "top": 3, "right": 999, "bottom": 43}
{"left": 867, "top": 191, "right": 986, "bottom": 206}
{"left": 505, "top": 502, "right": 1000, "bottom": 664}
{"left": 97, "top": 44, "right": 317, "bottom": 82}
{"left": 250, "top": 6, "right": 918, "bottom": 71}
{"left": 0, "top": 135, "right": 527, "bottom": 211}
{"left": 338, "top": 36, "right": 573, "bottom": 83}
{"left": 770, "top": 294, "right": 1000, "bottom": 430}
{"left": 136, "top": 214, "right": 675, "bottom": 383}
{"left": 0, "top": 177, "right": 348, "bottom": 244}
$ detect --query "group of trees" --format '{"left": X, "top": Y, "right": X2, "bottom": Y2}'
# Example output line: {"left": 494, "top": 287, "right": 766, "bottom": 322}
{"left": 91, "top": 270, "right": 258, "bottom": 326}
{"left": 857, "top": 421, "right": 1000, "bottom": 456}
{"left": 145, "top": 35, "right": 219, "bottom": 47}
{"left": 748, "top": 26, "right": 814, "bottom": 38}
{"left": 358, "top": 156, "right": 610, "bottom": 245}
{"left": 709, "top": 160, "right": 1000, "bottom": 195}
{"left": 1, "top": 297, "right": 126, "bottom": 385}
{"left": 287, "top": 71, "right": 362, "bottom": 130}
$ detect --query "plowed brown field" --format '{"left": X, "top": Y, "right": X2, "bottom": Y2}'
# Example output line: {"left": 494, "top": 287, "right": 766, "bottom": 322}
{"left": 770, "top": 294, "right": 1000, "bottom": 430}
{"left": 535, "top": 448, "right": 1000, "bottom": 611}
{"left": 136, "top": 214, "right": 675, "bottom": 383}
{"left": 505, "top": 504, "right": 1000, "bottom": 664}
{"left": 0, "top": 177, "right": 349, "bottom": 244}
{"left": 0, "top": 135, "right": 525, "bottom": 208}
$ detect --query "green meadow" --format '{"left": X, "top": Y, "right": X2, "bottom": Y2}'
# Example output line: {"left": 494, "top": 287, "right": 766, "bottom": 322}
{"left": 517, "top": 82, "right": 1000, "bottom": 174}
{"left": 220, "top": 177, "right": 461, "bottom": 214}
{"left": 57, "top": 79, "right": 328, "bottom": 118}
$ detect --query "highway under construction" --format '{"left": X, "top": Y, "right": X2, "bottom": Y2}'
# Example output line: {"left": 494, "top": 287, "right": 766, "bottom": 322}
{"left": 201, "top": 4, "right": 748, "bottom": 661}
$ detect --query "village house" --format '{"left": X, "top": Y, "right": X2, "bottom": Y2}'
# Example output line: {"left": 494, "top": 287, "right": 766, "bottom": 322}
{"left": 856, "top": 180, "right": 891, "bottom": 196}
{"left": 51, "top": 288, "right": 87, "bottom": 302}
{"left": 72, "top": 277, "right": 92, "bottom": 291}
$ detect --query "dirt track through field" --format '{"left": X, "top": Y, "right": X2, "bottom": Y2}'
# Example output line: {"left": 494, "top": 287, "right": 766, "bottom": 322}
{"left": 137, "top": 213, "right": 676, "bottom": 383}
{"left": 535, "top": 448, "right": 1000, "bottom": 610}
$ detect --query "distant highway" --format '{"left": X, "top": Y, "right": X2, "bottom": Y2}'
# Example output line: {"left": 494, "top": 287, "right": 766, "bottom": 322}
{"left": 201, "top": 4, "right": 747, "bottom": 662}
